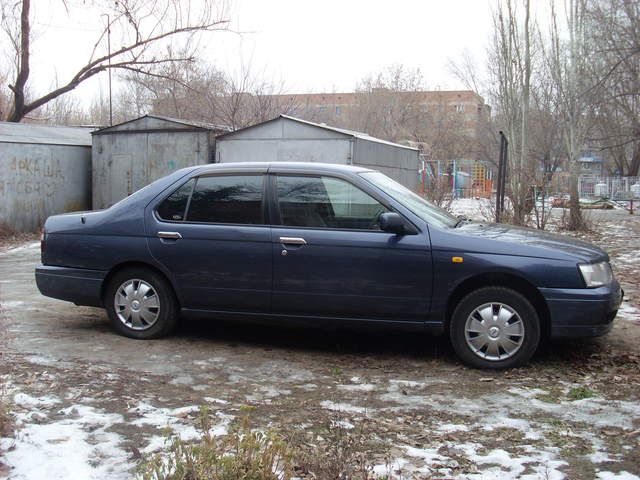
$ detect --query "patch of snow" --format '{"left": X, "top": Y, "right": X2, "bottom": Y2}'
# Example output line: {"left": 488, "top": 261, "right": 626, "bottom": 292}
{"left": 582, "top": 431, "right": 621, "bottom": 464}
{"left": 0, "top": 242, "right": 40, "bottom": 256}
{"left": 319, "top": 400, "right": 367, "bottom": 414}
{"left": 404, "top": 445, "right": 449, "bottom": 464}
{"left": 436, "top": 423, "right": 469, "bottom": 433}
{"left": 337, "top": 383, "right": 377, "bottom": 392}
{"left": 613, "top": 252, "right": 640, "bottom": 265}
{"left": 331, "top": 419, "right": 354, "bottom": 429}
{"left": 389, "top": 379, "right": 424, "bottom": 388}
{"left": 13, "top": 393, "right": 60, "bottom": 409}
{"left": 245, "top": 386, "right": 292, "bottom": 403}
{"left": 372, "top": 458, "right": 409, "bottom": 478}
{"left": 617, "top": 302, "right": 640, "bottom": 323}
{"left": 169, "top": 374, "right": 194, "bottom": 386}
{"left": 128, "top": 401, "right": 232, "bottom": 453}
{"left": 1, "top": 301, "right": 25, "bottom": 309}
{"left": 26, "top": 355, "right": 57, "bottom": 366}
{"left": 450, "top": 198, "right": 493, "bottom": 221}
{"left": 3, "top": 404, "right": 130, "bottom": 480}
{"left": 596, "top": 472, "right": 640, "bottom": 480}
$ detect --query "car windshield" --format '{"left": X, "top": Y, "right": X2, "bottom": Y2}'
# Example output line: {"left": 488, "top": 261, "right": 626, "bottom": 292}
{"left": 360, "top": 171, "right": 458, "bottom": 229}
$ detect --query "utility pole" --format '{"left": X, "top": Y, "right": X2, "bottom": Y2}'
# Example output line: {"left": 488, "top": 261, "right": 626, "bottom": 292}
{"left": 101, "top": 14, "right": 113, "bottom": 126}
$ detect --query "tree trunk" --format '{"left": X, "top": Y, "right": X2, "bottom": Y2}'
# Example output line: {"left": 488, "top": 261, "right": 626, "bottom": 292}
{"left": 7, "top": 0, "right": 31, "bottom": 123}
{"left": 630, "top": 135, "right": 640, "bottom": 177}
{"left": 569, "top": 157, "right": 584, "bottom": 230}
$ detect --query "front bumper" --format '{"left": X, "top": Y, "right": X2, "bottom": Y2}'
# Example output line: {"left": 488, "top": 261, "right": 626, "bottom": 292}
{"left": 540, "top": 280, "right": 623, "bottom": 338}
{"left": 35, "top": 265, "right": 106, "bottom": 307}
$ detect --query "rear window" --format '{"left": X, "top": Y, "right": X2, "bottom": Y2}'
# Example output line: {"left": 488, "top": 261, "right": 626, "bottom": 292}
{"left": 186, "top": 175, "right": 264, "bottom": 224}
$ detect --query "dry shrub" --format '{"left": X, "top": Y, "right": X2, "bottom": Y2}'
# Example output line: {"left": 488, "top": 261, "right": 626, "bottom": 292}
{"left": 294, "top": 417, "right": 387, "bottom": 480}
{"left": 138, "top": 411, "right": 294, "bottom": 480}
{"left": 555, "top": 207, "right": 593, "bottom": 232}
{"left": 422, "top": 176, "right": 453, "bottom": 210}
{"left": 476, "top": 196, "right": 520, "bottom": 225}
{"left": 138, "top": 412, "right": 392, "bottom": 480}
{"left": 0, "top": 221, "right": 16, "bottom": 241}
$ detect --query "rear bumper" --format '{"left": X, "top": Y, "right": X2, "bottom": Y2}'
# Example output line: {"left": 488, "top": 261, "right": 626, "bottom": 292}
{"left": 35, "top": 265, "right": 106, "bottom": 307}
{"left": 540, "top": 281, "right": 623, "bottom": 339}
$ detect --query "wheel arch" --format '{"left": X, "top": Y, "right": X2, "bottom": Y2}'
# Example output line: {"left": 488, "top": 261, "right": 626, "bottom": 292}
{"left": 445, "top": 272, "right": 550, "bottom": 339}
{"left": 101, "top": 261, "right": 181, "bottom": 307}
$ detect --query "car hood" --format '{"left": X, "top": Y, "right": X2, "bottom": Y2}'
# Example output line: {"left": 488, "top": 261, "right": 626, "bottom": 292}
{"left": 450, "top": 222, "right": 607, "bottom": 262}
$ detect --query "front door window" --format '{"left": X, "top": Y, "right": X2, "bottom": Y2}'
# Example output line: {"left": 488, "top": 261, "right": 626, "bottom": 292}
{"left": 276, "top": 175, "right": 388, "bottom": 230}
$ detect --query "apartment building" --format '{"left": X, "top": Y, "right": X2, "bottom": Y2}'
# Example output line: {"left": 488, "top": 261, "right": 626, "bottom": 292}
{"left": 270, "top": 90, "right": 490, "bottom": 137}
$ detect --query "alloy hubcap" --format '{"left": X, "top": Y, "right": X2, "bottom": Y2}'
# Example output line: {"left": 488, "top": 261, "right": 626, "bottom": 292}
{"left": 464, "top": 302, "right": 525, "bottom": 361}
{"left": 114, "top": 279, "right": 160, "bottom": 331}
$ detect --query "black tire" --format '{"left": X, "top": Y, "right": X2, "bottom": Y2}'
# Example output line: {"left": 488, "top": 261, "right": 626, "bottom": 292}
{"left": 450, "top": 287, "right": 540, "bottom": 369}
{"left": 104, "top": 267, "right": 178, "bottom": 339}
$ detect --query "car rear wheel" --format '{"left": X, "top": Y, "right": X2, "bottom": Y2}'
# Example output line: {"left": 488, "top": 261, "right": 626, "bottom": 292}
{"left": 105, "top": 268, "right": 178, "bottom": 339}
{"left": 450, "top": 287, "right": 540, "bottom": 369}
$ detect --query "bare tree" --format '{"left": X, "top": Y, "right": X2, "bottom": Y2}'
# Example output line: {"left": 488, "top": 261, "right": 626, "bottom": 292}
{"left": 0, "top": 67, "right": 11, "bottom": 120}
{"left": 117, "top": 55, "right": 297, "bottom": 130}
{"left": 586, "top": 0, "right": 640, "bottom": 176}
{"left": 547, "top": 0, "right": 594, "bottom": 230}
{"left": 347, "top": 65, "right": 425, "bottom": 142}
{"left": 488, "top": 0, "right": 538, "bottom": 225}
{"left": 1, "top": 0, "right": 229, "bottom": 123}
{"left": 215, "top": 63, "right": 298, "bottom": 130}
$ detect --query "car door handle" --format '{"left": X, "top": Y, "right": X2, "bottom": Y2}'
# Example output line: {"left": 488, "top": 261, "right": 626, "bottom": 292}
{"left": 158, "top": 231, "right": 182, "bottom": 240}
{"left": 279, "top": 236, "right": 307, "bottom": 245}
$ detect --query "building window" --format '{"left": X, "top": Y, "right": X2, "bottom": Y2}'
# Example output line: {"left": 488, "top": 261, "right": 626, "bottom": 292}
{"left": 335, "top": 106, "right": 342, "bottom": 116}
{"left": 319, "top": 106, "right": 327, "bottom": 113}
{"left": 456, "top": 104, "right": 465, "bottom": 114}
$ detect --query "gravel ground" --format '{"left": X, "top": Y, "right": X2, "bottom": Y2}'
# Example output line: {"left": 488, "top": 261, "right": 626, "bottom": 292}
{"left": 0, "top": 208, "right": 639, "bottom": 479}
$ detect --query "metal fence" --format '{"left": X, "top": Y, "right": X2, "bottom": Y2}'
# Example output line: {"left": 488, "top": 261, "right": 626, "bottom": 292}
{"left": 578, "top": 176, "right": 640, "bottom": 200}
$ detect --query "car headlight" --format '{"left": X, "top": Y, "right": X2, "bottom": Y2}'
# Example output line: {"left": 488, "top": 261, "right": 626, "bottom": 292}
{"left": 579, "top": 261, "right": 613, "bottom": 288}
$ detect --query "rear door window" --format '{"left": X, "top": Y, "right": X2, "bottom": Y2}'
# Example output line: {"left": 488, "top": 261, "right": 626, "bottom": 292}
{"left": 186, "top": 175, "right": 264, "bottom": 224}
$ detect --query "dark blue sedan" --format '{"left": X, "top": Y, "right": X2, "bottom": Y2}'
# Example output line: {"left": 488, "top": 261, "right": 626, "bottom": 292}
{"left": 35, "top": 162, "right": 622, "bottom": 368}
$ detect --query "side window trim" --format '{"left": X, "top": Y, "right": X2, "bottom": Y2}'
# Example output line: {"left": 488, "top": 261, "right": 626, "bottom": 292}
{"left": 182, "top": 177, "right": 197, "bottom": 222}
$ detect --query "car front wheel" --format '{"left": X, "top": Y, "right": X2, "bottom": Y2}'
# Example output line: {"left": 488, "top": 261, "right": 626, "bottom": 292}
{"left": 105, "top": 268, "right": 178, "bottom": 339}
{"left": 450, "top": 287, "right": 540, "bottom": 369}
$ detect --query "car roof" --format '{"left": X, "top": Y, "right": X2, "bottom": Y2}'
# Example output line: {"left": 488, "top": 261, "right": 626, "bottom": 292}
{"left": 189, "top": 162, "right": 375, "bottom": 176}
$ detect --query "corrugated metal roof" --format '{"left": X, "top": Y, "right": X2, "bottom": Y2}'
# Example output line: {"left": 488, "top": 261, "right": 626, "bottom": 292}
{"left": 0, "top": 121, "right": 93, "bottom": 146}
{"left": 92, "top": 114, "right": 232, "bottom": 134}
{"left": 217, "top": 115, "right": 419, "bottom": 152}
{"left": 149, "top": 115, "right": 232, "bottom": 132}
{"left": 280, "top": 115, "right": 418, "bottom": 151}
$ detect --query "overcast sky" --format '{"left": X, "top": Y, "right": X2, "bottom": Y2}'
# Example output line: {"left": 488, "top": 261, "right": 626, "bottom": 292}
{"left": 24, "top": 0, "right": 500, "bottom": 105}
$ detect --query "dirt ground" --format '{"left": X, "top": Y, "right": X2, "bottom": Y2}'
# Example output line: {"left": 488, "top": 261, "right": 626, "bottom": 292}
{"left": 1, "top": 208, "right": 639, "bottom": 479}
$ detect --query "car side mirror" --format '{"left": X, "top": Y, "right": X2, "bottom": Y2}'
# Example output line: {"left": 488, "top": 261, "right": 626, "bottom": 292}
{"left": 379, "top": 212, "right": 406, "bottom": 234}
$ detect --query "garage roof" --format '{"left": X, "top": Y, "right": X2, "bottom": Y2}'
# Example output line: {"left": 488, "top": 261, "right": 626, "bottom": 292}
{"left": 217, "top": 115, "right": 419, "bottom": 151}
{"left": 0, "top": 121, "right": 93, "bottom": 146}
{"left": 92, "top": 114, "right": 232, "bottom": 135}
